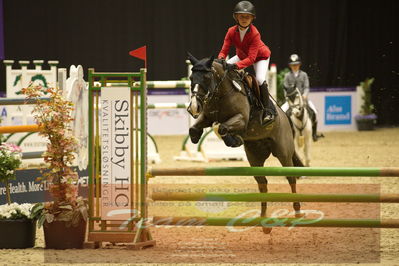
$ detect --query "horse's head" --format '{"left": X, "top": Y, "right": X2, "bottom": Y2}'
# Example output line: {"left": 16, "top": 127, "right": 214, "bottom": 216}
{"left": 186, "top": 52, "right": 217, "bottom": 118}
{"left": 286, "top": 88, "right": 304, "bottom": 118}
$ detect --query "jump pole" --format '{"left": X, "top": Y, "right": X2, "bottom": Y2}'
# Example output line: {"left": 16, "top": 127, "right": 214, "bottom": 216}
{"left": 0, "top": 124, "right": 40, "bottom": 134}
{"left": 147, "top": 103, "right": 189, "bottom": 109}
{"left": 151, "top": 192, "right": 399, "bottom": 203}
{"left": 148, "top": 166, "right": 399, "bottom": 177}
{"left": 152, "top": 216, "right": 399, "bottom": 228}
{"left": 0, "top": 97, "right": 50, "bottom": 105}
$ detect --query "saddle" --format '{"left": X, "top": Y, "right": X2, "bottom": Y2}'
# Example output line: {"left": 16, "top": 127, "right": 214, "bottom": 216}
{"left": 228, "top": 71, "right": 262, "bottom": 109}
{"left": 243, "top": 73, "right": 261, "bottom": 100}
{"left": 216, "top": 59, "right": 262, "bottom": 108}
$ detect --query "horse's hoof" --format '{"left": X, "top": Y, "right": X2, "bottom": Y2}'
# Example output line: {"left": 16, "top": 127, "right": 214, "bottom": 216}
{"left": 218, "top": 124, "right": 228, "bottom": 136}
{"left": 222, "top": 135, "right": 235, "bottom": 147}
{"left": 262, "top": 227, "right": 272, "bottom": 234}
{"left": 231, "top": 135, "right": 243, "bottom": 147}
{"left": 189, "top": 127, "right": 203, "bottom": 144}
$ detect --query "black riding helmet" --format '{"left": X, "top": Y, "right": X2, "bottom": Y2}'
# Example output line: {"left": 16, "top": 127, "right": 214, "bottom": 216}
{"left": 233, "top": 1, "right": 256, "bottom": 21}
{"left": 288, "top": 54, "right": 301, "bottom": 65}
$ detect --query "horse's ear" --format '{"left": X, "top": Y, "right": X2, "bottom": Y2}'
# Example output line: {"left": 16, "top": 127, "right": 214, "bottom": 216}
{"left": 207, "top": 55, "right": 215, "bottom": 69}
{"left": 187, "top": 52, "right": 199, "bottom": 65}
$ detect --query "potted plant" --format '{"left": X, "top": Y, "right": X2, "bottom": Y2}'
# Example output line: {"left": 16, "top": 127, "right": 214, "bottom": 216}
{"left": 355, "top": 78, "right": 377, "bottom": 131}
{"left": 276, "top": 68, "right": 290, "bottom": 106}
{"left": 0, "top": 143, "right": 37, "bottom": 249}
{"left": 22, "top": 85, "right": 88, "bottom": 249}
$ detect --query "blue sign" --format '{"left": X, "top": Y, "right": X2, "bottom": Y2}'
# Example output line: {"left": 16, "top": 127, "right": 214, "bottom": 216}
{"left": 0, "top": 168, "right": 88, "bottom": 204}
{"left": 325, "top": 96, "right": 351, "bottom": 125}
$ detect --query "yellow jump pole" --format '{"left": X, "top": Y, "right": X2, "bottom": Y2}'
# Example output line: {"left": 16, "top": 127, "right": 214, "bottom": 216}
{"left": 0, "top": 124, "right": 40, "bottom": 134}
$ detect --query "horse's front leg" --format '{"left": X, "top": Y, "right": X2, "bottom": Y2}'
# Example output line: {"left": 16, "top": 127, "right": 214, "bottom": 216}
{"left": 218, "top": 113, "right": 247, "bottom": 135}
{"left": 218, "top": 113, "right": 247, "bottom": 147}
{"left": 189, "top": 114, "right": 212, "bottom": 144}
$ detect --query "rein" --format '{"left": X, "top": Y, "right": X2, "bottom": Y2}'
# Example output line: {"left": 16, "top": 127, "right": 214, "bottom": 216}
{"left": 190, "top": 63, "right": 246, "bottom": 120}
{"left": 203, "top": 68, "right": 229, "bottom": 104}
{"left": 203, "top": 67, "right": 244, "bottom": 107}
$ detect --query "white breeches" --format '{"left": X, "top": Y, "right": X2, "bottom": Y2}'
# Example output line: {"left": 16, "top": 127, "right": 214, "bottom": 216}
{"left": 227, "top": 55, "right": 270, "bottom": 85}
{"left": 281, "top": 100, "right": 318, "bottom": 116}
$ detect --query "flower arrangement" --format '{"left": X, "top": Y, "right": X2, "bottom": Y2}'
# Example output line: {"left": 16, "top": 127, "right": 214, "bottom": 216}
{"left": 0, "top": 142, "right": 35, "bottom": 226}
{"left": 0, "top": 203, "right": 33, "bottom": 220}
{"left": 0, "top": 143, "right": 23, "bottom": 205}
{"left": 355, "top": 78, "right": 377, "bottom": 130}
{"left": 276, "top": 68, "right": 290, "bottom": 106}
{"left": 21, "top": 85, "right": 88, "bottom": 228}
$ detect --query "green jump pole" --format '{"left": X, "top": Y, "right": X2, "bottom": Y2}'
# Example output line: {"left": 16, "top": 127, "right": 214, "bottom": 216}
{"left": 151, "top": 192, "right": 399, "bottom": 203}
{"left": 148, "top": 167, "right": 399, "bottom": 177}
{"left": 152, "top": 216, "right": 399, "bottom": 228}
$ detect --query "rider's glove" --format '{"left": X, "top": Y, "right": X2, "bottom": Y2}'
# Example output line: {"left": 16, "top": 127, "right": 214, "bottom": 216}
{"left": 226, "top": 63, "right": 238, "bottom": 71}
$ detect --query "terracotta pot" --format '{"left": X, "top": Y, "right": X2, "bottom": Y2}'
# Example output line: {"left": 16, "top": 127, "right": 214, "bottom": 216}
{"left": 0, "top": 219, "right": 36, "bottom": 249}
{"left": 43, "top": 220, "right": 87, "bottom": 249}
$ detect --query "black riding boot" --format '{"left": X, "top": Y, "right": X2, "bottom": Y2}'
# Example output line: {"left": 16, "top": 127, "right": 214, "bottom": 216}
{"left": 259, "top": 82, "right": 277, "bottom": 125}
{"left": 312, "top": 121, "right": 318, "bottom": 141}
{"left": 307, "top": 106, "right": 318, "bottom": 141}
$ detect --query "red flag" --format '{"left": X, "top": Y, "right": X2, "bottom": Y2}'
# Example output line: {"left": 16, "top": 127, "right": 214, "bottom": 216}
{"left": 129, "top": 45, "right": 147, "bottom": 68}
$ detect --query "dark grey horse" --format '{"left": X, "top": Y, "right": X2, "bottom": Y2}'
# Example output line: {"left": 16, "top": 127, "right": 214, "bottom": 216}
{"left": 187, "top": 53, "right": 304, "bottom": 233}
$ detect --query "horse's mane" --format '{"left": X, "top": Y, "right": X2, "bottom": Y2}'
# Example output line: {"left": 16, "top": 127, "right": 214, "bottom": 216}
{"left": 212, "top": 60, "right": 225, "bottom": 76}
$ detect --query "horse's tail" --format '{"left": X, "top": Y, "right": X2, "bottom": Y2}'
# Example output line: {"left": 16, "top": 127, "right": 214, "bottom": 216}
{"left": 292, "top": 151, "right": 305, "bottom": 167}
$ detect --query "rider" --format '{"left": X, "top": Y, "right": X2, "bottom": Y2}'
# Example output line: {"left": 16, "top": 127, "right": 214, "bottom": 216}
{"left": 217, "top": 0, "right": 276, "bottom": 125}
{"left": 281, "top": 54, "right": 319, "bottom": 141}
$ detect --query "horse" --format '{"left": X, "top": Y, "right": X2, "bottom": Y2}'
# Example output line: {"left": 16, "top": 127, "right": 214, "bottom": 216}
{"left": 285, "top": 87, "right": 313, "bottom": 167}
{"left": 186, "top": 53, "right": 304, "bottom": 233}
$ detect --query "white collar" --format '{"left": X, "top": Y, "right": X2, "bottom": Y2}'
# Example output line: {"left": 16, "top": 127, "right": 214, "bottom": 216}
{"left": 239, "top": 27, "right": 249, "bottom": 33}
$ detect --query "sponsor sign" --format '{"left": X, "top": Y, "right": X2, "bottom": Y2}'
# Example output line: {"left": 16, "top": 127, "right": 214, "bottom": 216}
{"left": 325, "top": 96, "right": 351, "bottom": 125}
{"left": 101, "top": 87, "right": 132, "bottom": 220}
{"left": 0, "top": 168, "right": 88, "bottom": 204}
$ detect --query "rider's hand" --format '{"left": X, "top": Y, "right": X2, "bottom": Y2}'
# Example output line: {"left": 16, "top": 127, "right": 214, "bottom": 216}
{"left": 215, "top": 58, "right": 227, "bottom": 69}
{"left": 226, "top": 63, "right": 238, "bottom": 71}
{"left": 303, "top": 95, "right": 308, "bottom": 101}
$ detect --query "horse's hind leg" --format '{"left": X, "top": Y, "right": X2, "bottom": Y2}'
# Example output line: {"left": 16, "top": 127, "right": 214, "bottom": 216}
{"left": 304, "top": 132, "right": 312, "bottom": 166}
{"left": 244, "top": 141, "right": 272, "bottom": 234}
{"left": 287, "top": 176, "right": 302, "bottom": 217}
{"left": 277, "top": 156, "right": 302, "bottom": 217}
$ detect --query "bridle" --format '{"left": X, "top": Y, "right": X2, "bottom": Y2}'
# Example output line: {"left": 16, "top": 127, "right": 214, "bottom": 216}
{"left": 187, "top": 66, "right": 230, "bottom": 118}
{"left": 199, "top": 67, "right": 229, "bottom": 104}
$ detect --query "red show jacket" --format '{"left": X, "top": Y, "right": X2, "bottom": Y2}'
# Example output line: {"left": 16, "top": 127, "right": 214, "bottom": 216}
{"left": 218, "top": 24, "right": 271, "bottom": 70}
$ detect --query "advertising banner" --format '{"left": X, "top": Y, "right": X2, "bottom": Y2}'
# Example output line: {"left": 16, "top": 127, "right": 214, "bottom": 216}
{"left": 308, "top": 88, "right": 357, "bottom": 131}
{"left": 101, "top": 87, "right": 132, "bottom": 220}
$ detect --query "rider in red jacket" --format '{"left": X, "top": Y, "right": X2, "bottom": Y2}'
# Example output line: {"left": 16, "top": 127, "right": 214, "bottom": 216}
{"left": 218, "top": 1, "right": 276, "bottom": 125}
